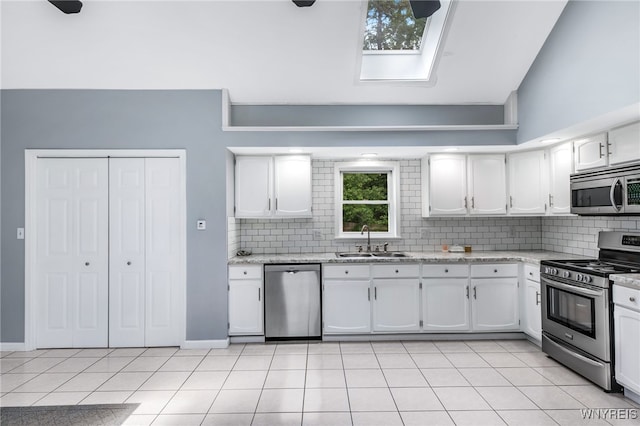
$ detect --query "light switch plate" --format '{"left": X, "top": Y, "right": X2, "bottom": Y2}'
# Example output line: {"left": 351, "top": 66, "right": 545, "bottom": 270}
{"left": 17, "top": 228, "right": 25, "bottom": 239}
{"left": 197, "top": 220, "right": 206, "bottom": 230}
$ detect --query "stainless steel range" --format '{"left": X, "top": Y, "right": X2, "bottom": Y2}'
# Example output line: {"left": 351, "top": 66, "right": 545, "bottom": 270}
{"left": 541, "top": 231, "right": 640, "bottom": 392}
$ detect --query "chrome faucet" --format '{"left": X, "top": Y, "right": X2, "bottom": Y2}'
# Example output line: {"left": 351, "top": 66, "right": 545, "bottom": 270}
{"left": 361, "top": 224, "right": 371, "bottom": 252}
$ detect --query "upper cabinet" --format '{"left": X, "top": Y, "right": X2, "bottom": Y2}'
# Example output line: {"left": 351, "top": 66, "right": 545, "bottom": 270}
{"left": 468, "top": 154, "right": 507, "bottom": 215}
{"left": 425, "top": 154, "right": 506, "bottom": 216}
{"left": 427, "top": 154, "right": 468, "bottom": 216}
{"left": 574, "top": 133, "right": 608, "bottom": 171}
{"left": 235, "top": 155, "right": 312, "bottom": 218}
{"left": 507, "top": 150, "right": 547, "bottom": 215}
{"left": 608, "top": 121, "right": 640, "bottom": 166}
{"left": 548, "top": 142, "right": 573, "bottom": 214}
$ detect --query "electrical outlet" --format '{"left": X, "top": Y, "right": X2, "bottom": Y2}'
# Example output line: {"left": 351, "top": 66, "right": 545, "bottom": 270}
{"left": 508, "top": 226, "right": 516, "bottom": 238}
{"left": 420, "top": 228, "right": 430, "bottom": 239}
{"left": 312, "top": 230, "right": 322, "bottom": 240}
{"left": 17, "top": 228, "right": 25, "bottom": 240}
{"left": 196, "top": 220, "right": 206, "bottom": 230}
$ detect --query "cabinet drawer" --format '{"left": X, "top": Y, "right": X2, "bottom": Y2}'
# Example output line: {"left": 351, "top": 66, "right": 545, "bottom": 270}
{"left": 614, "top": 284, "right": 640, "bottom": 312}
{"left": 422, "top": 264, "right": 469, "bottom": 278}
{"left": 324, "top": 264, "right": 370, "bottom": 279}
{"left": 229, "top": 265, "right": 263, "bottom": 280}
{"left": 524, "top": 264, "right": 540, "bottom": 282}
{"left": 372, "top": 264, "right": 420, "bottom": 278}
{"left": 471, "top": 263, "right": 518, "bottom": 278}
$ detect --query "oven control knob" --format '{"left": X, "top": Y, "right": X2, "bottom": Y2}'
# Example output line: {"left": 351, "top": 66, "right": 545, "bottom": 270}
{"left": 562, "top": 271, "right": 571, "bottom": 279}
{"left": 576, "top": 273, "right": 583, "bottom": 281}
{"left": 584, "top": 275, "right": 592, "bottom": 283}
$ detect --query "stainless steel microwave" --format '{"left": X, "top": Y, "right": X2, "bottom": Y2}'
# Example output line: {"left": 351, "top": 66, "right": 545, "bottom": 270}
{"left": 570, "top": 163, "right": 640, "bottom": 215}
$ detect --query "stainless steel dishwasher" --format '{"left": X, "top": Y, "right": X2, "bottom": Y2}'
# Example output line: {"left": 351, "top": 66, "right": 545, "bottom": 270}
{"left": 264, "top": 264, "right": 321, "bottom": 340}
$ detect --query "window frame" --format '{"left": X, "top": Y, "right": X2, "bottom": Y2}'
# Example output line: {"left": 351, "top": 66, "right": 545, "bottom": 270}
{"left": 334, "top": 161, "right": 401, "bottom": 240}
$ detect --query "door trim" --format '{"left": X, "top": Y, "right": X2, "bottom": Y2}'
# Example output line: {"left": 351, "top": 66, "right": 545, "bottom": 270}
{"left": 25, "top": 149, "right": 187, "bottom": 350}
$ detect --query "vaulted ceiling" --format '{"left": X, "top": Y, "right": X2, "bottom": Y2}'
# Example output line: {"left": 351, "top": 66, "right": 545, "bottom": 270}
{"left": 1, "top": 0, "right": 567, "bottom": 105}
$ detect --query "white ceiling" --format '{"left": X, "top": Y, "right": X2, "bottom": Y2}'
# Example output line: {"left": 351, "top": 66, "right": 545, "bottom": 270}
{"left": 0, "top": 0, "right": 567, "bottom": 105}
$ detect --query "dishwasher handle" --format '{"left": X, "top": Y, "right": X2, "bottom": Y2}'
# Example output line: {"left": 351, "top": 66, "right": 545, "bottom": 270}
{"left": 264, "top": 264, "right": 321, "bottom": 274}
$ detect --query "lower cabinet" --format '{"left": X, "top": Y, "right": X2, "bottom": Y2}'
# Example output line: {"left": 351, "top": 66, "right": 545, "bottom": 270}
{"left": 471, "top": 278, "right": 520, "bottom": 331}
{"left": 228, "top": 265, "right": 263, "bottom": 335}
{"left": 422, "top": 278, "right": 470, "bottom": 331}
{"left": 372, "top": 279, "right": 421, "bottom": 332}
{"left": 613, "top": 284, "right": 640, "bottom": 397}
{"left": 523, "top": 279, "right": 542, "bottom": 340}
{"left": 323, "top": 280, "right": 372, "bottom": 334}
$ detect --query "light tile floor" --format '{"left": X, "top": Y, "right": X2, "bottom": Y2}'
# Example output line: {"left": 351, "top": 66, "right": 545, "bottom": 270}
{"left": 1, "top": 340, "right": 638, "bottom": 425}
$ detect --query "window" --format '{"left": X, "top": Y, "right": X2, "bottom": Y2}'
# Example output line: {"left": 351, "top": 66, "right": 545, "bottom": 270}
{"left": 335, "top": 161, "right": 400, "bottom": 239}
{"left": 360, "top": 0, "right": 453, "bottom": 82}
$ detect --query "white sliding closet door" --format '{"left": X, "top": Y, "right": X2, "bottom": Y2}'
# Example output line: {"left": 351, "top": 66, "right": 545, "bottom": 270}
{"left": 109, "top": 158, "right": 182, "bottom": 347}
{"left": 144, "top": 158, "right": 182, "bottom": 346}
{"left": 36, "top": 158, "right": 109, "bottom": 348}
{"left": 109, "top": 158, "right": 146, "bottom": 347}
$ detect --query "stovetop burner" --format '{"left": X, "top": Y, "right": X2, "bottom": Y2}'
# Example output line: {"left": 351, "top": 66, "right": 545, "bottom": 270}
{"left": 546, "top": 259, "right": 640, "bottom": 275}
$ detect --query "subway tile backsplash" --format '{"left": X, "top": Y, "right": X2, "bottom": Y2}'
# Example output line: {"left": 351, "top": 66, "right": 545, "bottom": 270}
{"left": 234, "top": 159, "right": 542, "bottom": 255}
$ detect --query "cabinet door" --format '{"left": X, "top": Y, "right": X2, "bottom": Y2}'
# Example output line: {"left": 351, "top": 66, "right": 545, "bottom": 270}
{"left": 508, "top": 150, "right": 547, "bottom": 215}
{"left": 422, "top": 278, "right": 470, "bottom": 331}
{"left": 524, "top": 279, "right": 542, "bottom": 340}
{"left": 609, "top": 122, "right": 640, "bottom": 166}
{"left": 548, "top": 143, "right": 573, "bottom": 214}
{"left": 428, "top": 154, "right": 468, "bottom": 216}
{"left": 468, "top": 155, "right": 507, "bottom": 215}
{"left": 471, "top": 278, "right": 519, "bottom": 331}
{"left": 323, "top": 280, "right": 371, "bottom": 334}
{"left": 574, "top": 134, "right": 607, "bottom": 171}
{"left": 229, "top": 279, "right": 263, "bottom": 335}
{"left": 274, "top": 156, "right": 312, "bottom": 217}
{"left": 235, "top": 156, "right": 272, "bottom": 218}
{"left": 372, "top": 279, "right": 421, "bottom": 332}
{"left": 614, "top": 305, "right": 640, "bottom": 394}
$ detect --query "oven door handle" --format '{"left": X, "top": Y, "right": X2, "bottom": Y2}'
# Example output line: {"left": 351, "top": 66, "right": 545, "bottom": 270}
{"left": 544, "top": 334, "right": 606, "bottom": 368}
{"left": 541, "top": 277, "right": 604, "bottom": 297}
{"left": 610, "top": 178, "right": 623, "bottom": 212}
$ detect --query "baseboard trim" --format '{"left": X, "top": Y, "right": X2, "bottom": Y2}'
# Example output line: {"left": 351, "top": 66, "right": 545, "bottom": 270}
{"left": 181, "top": 339, "right": 230, "bottom": 349}
{"left": 0, "top": 342, "right": 27, "bottom": 352}
{"left": 322, "top": 332, "right": 527, "bottom": 342}
{"left": 230, "top": 336, "right": 266, "bottom": 344}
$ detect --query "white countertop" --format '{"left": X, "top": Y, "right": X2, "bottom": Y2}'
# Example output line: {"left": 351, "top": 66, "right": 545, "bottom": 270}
{"left": 228, "top": 250, "right": 587, "bottom": 265}
{"left": 611, "top": 274, "right": 640, "bottom": 291}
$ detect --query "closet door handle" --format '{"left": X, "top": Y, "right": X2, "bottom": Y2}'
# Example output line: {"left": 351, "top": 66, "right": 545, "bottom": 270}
{"left": 466, "top": 286, "right": 469, "bottom": 299}
{"left": 258, "top": 288, "right": 261, "bottom": 301}
{"left": 473, "top": 286, "right": 477, "bottom": 299}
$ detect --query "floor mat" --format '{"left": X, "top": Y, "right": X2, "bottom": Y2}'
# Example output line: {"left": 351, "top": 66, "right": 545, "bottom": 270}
{"left": 0, "top": 403, "right": 139, "bottom": 426}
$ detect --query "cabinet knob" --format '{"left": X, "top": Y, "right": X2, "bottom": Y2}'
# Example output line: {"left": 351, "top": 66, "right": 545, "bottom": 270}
{"left": 127, "top": 261, "right": 132, "bottom": 266}
{"left": 345, "top": 270, "right": 349, "bottom": 275}
{"left": 243, "top": 271, "right": 247, "bottom": 275}
{"left": 85, "top": 262, "right": 90, "bottom": 266}
{"left": 494, "top": 269, "right": 498, "bottom": 273}
{"left": 631, "top": 297, "right": 637, "bottom": 302}
{"left": 395, "top": 269, "right": 399, "bottom": 274}
{"left": 529, "top": 272, "right": 533, "bottom": 276}
{"left": 445, "top": 269, "right": 449, "bottom": 273}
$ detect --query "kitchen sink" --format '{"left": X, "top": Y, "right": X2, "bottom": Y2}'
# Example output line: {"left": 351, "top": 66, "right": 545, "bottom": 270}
{"left": 335, "top": 252, "right": 409, "bottom": 258}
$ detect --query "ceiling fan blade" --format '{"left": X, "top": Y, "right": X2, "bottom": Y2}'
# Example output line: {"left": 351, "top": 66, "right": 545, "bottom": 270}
{"left": 409, "top": 0, "right": 441, "bottom": 19}
{"left": 48, "top": 0, "right": 83, "bottom": 14}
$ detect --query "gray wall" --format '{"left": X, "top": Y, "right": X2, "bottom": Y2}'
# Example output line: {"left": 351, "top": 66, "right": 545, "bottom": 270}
{"left": 517, "top": 0, "right": 640, "bottom": 143}
{"left": 1, "top": 90, "right": 226, "bottom": 342}
{"left": 1, "top": 89, "right": 519, "bottom": 343}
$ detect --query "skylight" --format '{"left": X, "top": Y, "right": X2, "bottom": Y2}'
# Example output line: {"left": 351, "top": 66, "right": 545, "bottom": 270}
{"left": 360, "top": 0, "right": 452, "bottom": 82}
{"left": 363, "top": 0, "right": 426, "bottom": 51}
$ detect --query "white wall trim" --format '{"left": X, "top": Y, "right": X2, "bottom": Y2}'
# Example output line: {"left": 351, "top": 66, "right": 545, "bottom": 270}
{"left": 182, "top": 339, "right": 230, "bottom": 349}
{"left": 0, "top": 342, "right": 27, "bottom": 352}
{"left": 24, "top": 149, "right": 187, "bottom": 351}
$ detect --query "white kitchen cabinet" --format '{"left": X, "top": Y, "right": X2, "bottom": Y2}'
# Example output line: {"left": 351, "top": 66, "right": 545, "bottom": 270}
{"left": 427, "top": 154, "right": 468, "bottom": 216}
{"left": 228, "top": 265, "right": 263, "bottom": 335}
{"left": 422, "top": 278, "right": 470, "bottom": 331}
{"left": 507, "top": 150, "right": 547, "bottom": 215}
{"left": 613, "top": 284, "right": 640, "bottom": 399}
{"left": 468, "top": 154, "right": 507, "bottom": 215}
{"left": 372, "top": 279, "right": 421, "bottom": 332}
{"left": 273, "top": 156, "right": 313, "bottom": 217}
{"left": 574, "top": 133, "right": 608, "bottom": 171}
{"left": 470, "top": 264, "right": 519, "bottom": 331}
{"left": 522, "top": 264, "right": 542, "bottom": 341}
{"left": 323, "top": 280, "right": 372, "bottom": 334}
{"left": 608, "top": 121, "right": 640, "bottom": 166}
{"left": 548, "top": 142, "right": 573, "bottom": 214}
{"left": 235, "top": 155, "right": 312, "bottom": 218}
